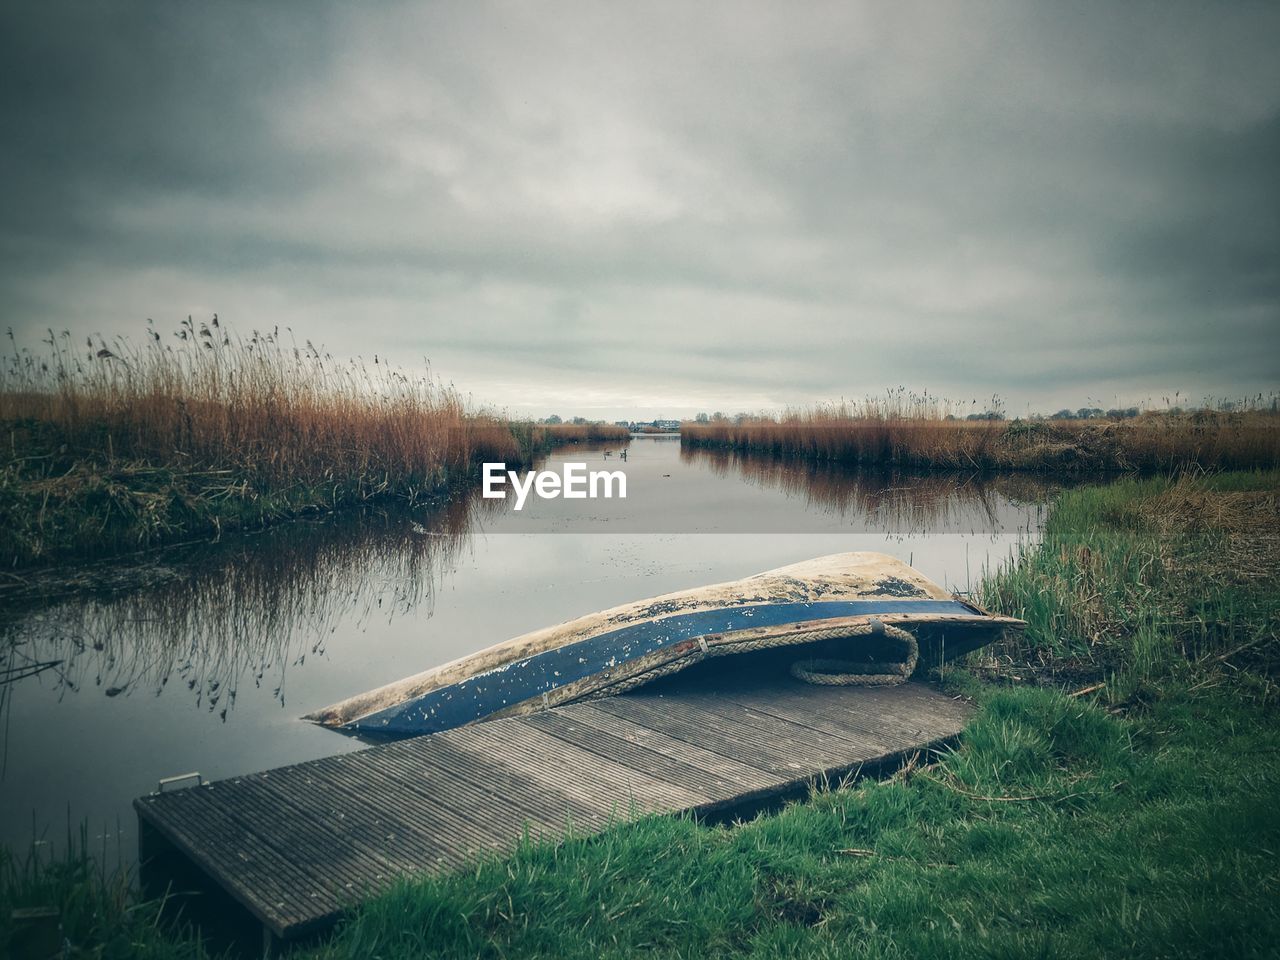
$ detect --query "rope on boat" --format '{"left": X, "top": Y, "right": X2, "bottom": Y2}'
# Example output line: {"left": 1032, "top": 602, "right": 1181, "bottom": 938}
{"left": 583, "top": 617, "right": 919, "bottom": 700}
{"left": 788, "top": 619, "right": 918, "bottom": 686}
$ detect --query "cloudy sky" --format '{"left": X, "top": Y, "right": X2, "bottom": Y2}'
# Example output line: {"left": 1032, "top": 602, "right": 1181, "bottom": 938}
{"left": 2, "top": 2, "right": 1277, "bottom": 419}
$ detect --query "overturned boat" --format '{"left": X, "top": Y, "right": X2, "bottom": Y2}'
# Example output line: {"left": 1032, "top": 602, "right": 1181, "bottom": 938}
{"left": 306, "top": 552, "right": 1023, "bottom": 738}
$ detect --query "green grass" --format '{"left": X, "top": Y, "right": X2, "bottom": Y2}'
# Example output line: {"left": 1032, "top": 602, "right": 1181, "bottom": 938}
{"left": 3, "top": 472, "right": 1277, "bottom": 958}
{"left": 307, "top": 685, "right": 1277, "bottom": 959}
{"left": 978, "top": 470, "right": 1279, "bottom": 699}
{"left": 0, "top": 825, "right": 219, "bottom": 959}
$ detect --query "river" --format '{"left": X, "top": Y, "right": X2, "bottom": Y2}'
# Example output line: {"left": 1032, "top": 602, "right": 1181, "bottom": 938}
{"left": 0, "top": 435, "right": 1069, "bottom": 863}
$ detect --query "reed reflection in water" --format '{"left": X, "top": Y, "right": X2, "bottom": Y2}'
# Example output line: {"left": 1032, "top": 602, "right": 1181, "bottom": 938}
{"left": 0, "top": 492, "right": 491, "bottom": 733}
{"left": 679, "top": 445, "right": 1074, "bottom": 535}
{"left": 1, "top": 443, "right": 1070, "bottom": 730}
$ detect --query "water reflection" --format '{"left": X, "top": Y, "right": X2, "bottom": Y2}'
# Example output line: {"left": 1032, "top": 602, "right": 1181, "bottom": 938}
{"left": 1, "top": 445, "right": 1074, "bottom": 726}
{"left": 0, "top": 492, "right": 489, "bottom": 727}
{"left": 679, "top": 446, "right": 1073, "bottom": 533}
{"left": 3, "top": 436, "right": 1083, "bottom": 859}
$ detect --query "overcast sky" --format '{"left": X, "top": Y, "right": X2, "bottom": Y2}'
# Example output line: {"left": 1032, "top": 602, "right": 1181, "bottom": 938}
{"left": 2, "top": 2, "right": 1277, "bottom": 419}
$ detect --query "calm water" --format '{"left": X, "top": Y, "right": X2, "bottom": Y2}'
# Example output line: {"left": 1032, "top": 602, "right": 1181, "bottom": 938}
{"left": 0, "top": 436, "right": 1066, "bottom": 861}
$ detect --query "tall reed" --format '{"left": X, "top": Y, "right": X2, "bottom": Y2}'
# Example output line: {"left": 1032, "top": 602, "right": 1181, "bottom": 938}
{"left": 682, "top": 394, "right": 1280, "bottom": 473}
{"left": 0, "top": 322, "right": 574, "bottom": 565}
{"left": 2, "top": 321, "right": 526, "bottom": 493}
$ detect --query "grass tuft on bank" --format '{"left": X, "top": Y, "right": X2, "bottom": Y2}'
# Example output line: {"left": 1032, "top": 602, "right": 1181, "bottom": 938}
{"left": 1, "top": 825, "right": 217, "bottom": 960}
{"left": 977, "top": 470, "right": 1279, "bottom": 697}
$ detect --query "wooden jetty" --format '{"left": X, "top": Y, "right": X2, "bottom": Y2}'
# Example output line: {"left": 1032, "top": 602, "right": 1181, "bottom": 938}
{"left": 135, "top": 672, "right": 973, "bottom": 945}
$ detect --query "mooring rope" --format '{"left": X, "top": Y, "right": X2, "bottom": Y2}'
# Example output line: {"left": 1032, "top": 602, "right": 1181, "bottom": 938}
{"left": 582, "top": 617, "right": 919, "bottom": 700}
{"left": 788, "top": 619, "right": 918, "bottom": 686}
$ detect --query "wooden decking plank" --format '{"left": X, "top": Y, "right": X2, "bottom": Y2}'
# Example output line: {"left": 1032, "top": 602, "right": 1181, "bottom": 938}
{"left": 437, "top": 722, "right": 680, "bottom": 818}
{"left": 223, "top": 769, "right": 407, "bottom": 881}
{"left": 430, "top": 722, "right": 644, "bottom": 820}
{"left": 137, "top": 680, "right": 972, "bottom": 942}
{"left": 619, "top": 689, "right": 852, "bottom": 758}
{"left": 134, "top": 794, "right": 303, "bottom": 931}
{"left": 528, "top": 717, "right": 733, "bottom": 801}
{"left": 720, "top": 685, "right": 959, "bottom": 750}
{"left": 729, "top": 684, "right": 968, "bottom": 750}
{"left": 202, "top": 776, "right": 405, "bottom": 909}
{"left": 593, "top": 703, "right": 821, "bottom": 776}
{"left": 443, "top": 719, "right": 706, "bottom": 813}
{"left": 136, "top": 787, "right": 342, "bottom": 935}
{"left": 700, "top": 690, "right": 909, "bottom": 755}
{"left": 822, "top": 681, "right": 971, "bottom": 725}
{"left": 282, "top": 749, "right": 528, "bottom": 867}
{"left": 310, "top": 749, "right": 509, "bottom": 854}
{"left": 435, "top": 727, "right": 650, "bottom": 824}
{"left": 231, "top": 762, "right": 471, "bottom": 878}
{"left": 504, "top": 718, "right": 716, "bottom": 806}
{"left": 385, "top": 735, "right": 609, "bottom": 835}
{"left": 711, "top": 686, "right": 967, "bottom": 754}
{"left": 522, "top": 709, "right": 759, "bottom": 802}
{"left": 148, "top": 781, "right": 359, "bottom": 911}
{"left": 594, "top": 695, "right": 839, "bottom": 775}
{"left": 564, "top": 703, "right": 781, "bottom": 789}
{"left": 399, "top": 732, "right": 599, "bottom": 829}
{"left": 234, "top": 741, "right": 581, "bottom": 904}
{"left": 366, "top": 752, "right": 555, "bottom": 839}
{"left": 499, "top": 721, "right": 716, "bottom": 814}
{"left": 826, "top": 684, "right": 969, "bottom": 733}
{"left": 355, "top": 745, "right": 580, "bottom": 847}
{"left": 647, "top": 690, "right": 900, "bottom": 761}
{"left": 708, "top": 682, "right": 938, "bottom": 736}
{"left": 224, "top": 768, "right": 427, "bottom": 885}
{"left": 599, "top": 693, "right": 815, "bottom": 759}
{"left": 760, "top": 690, "right": 966, "bottom": 753}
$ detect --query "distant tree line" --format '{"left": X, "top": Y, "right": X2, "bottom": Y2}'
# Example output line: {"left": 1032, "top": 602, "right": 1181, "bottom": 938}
{"left": 537, "top": 415, "right": 602, "bottom": 425}
{"left": 1049, "top": 407, "right": 1141, "bottom": 420}
{"left": 566, "top": 400, "right": 1274, "bottom": 429}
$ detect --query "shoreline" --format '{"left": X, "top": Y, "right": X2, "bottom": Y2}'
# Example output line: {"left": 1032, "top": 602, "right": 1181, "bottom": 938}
{"left": 0, "top": 418, "right": 628, "bottom": 571}
{"left": 681, "top": 412, "right": 1280, "bottom": 474}
{"left": 3, "top": 470, "right": 1276, "bottom": 957}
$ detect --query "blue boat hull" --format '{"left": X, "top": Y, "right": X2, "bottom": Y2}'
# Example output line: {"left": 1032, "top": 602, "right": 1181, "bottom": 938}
{"left": 306, "top": 553, "right": 1022, "bottom": 738}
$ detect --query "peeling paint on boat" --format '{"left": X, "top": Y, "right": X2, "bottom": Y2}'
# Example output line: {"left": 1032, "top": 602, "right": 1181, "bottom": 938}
{"left": 304, "top": 552, "right": 1023, "bottom": 737}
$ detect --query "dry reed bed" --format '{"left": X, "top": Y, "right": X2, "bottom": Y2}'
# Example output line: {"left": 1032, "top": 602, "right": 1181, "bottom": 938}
{"left": 0, "top": 323, "right": 616, "bottom": 566}
{"left": 682, "top": 405, "right": 1280, "bottom": 473}
{"left": 3, "top": 323, "right": 520, "bottom": 489}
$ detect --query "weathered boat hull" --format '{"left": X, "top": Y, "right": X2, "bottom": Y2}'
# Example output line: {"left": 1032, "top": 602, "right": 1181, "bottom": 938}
{"left": 305, "top": 552, "right": 1022, "bottom": 737}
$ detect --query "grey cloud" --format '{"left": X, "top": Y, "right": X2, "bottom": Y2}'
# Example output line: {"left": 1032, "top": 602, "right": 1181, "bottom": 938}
{"left": 2, "top": 1, "right": 1277, "bottom": 419}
